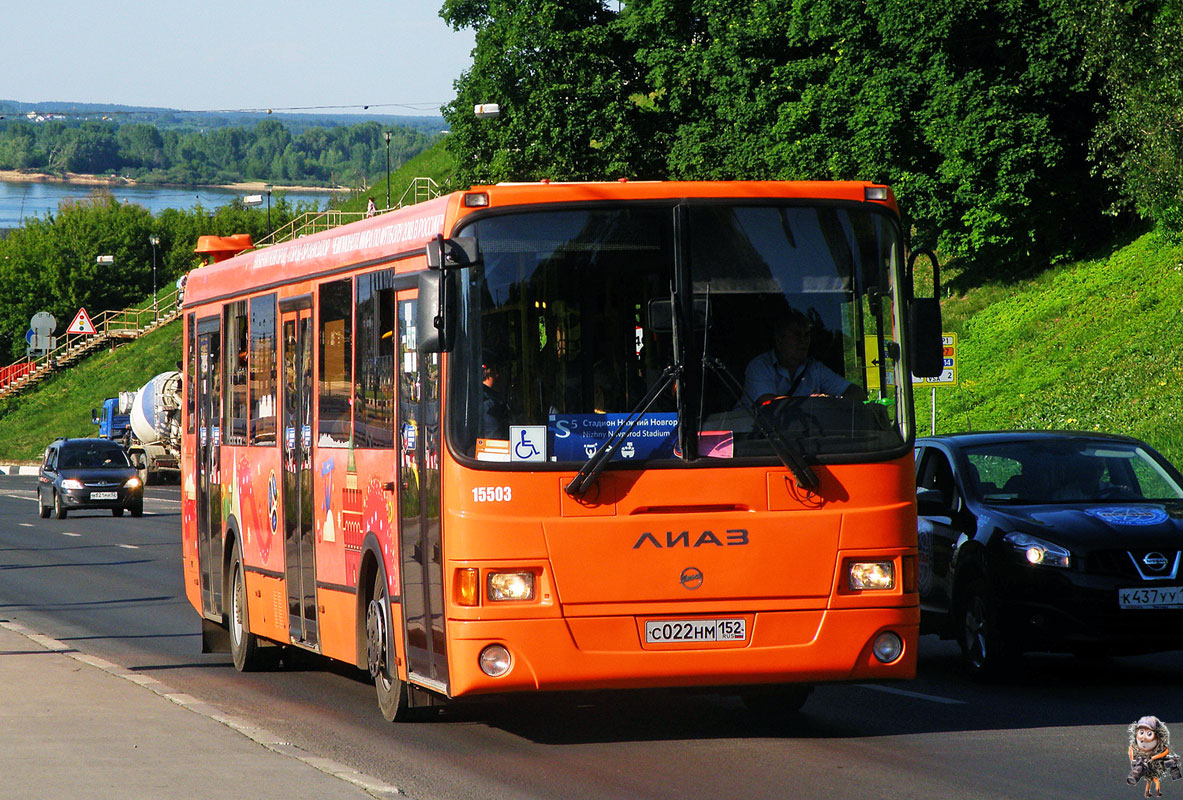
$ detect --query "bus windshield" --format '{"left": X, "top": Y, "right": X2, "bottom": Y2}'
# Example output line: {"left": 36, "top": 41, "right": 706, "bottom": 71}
{"left": 449, "top": 201, "right": 910, "bottom": 467}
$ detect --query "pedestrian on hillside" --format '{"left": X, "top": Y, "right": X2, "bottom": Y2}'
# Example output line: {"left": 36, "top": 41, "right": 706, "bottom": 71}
{"left": 366, "top": 196, "right": 377, "bottom": 217}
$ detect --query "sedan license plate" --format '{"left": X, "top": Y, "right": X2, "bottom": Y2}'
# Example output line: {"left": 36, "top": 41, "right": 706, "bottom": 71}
{"left": 90, "top": 491, "right": 118, "bottom": 501}
{"left": 1118, "top": 586, "right": 1183, "bottom": 609}
{"left": 645, "top": 618, "right": 746, "bottom": 644}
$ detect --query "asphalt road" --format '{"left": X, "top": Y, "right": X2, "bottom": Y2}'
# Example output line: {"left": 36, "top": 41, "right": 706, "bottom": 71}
{"left": 0, "top": 473, "right": 1175, "bottom": 799}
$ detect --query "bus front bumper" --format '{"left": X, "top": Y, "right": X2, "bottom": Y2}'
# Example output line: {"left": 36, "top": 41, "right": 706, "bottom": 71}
{"left": 441, "top": 606, "right": 918, "bottom": 697}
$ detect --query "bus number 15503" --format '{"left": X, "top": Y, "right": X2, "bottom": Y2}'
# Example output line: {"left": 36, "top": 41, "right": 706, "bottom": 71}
{"left": 472, "top": 486, "right": 512, "bottom": 502}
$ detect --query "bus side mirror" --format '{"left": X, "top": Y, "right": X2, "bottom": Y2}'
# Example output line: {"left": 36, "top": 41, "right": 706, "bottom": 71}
{"left": 908, "top": 249, "right": 944, "bottom": 378}
{"left": 426, "top": 235, "right": 479, "bottom": 270}
{"left": 417, "top": 269, "right": 455, "bottom": 353}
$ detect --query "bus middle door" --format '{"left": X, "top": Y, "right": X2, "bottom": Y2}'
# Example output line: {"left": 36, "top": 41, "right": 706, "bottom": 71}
{"left": 280, "top": 298, "right": 318, "bottom": 650}
{"left": 195, "top": 316, "right": 223, "bottom": 618}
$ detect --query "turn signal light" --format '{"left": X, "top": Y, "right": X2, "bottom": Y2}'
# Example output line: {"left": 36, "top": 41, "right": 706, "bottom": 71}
{"left": 456, "top": 568, "right": 480, "bottom": 606}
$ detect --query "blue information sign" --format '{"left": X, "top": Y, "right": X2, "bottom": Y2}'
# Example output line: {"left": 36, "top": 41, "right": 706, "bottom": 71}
{"left": 550, "top": 413, "right": 678, "bottom": 462}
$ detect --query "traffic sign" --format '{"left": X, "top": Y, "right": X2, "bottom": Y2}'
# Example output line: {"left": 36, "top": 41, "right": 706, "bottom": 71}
{"left": 67, "top": 308, "right": 97, "bottom": 335}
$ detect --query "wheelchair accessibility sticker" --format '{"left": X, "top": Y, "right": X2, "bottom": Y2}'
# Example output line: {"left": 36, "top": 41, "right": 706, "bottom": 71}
{"left": 510, "top": 426, "right": 547, "bottom": 463}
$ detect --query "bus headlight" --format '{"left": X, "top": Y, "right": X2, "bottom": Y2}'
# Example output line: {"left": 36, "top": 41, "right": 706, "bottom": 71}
{"left": 487, "top": 572, "right": 535, "bottom": 602}
{"left": 847, "top": 561, "right": 895, "bottom": 591}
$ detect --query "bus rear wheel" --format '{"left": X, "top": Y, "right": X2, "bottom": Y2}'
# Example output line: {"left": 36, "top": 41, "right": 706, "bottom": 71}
{"left": 367, "top": 578, "right": 411, "bottom": 721}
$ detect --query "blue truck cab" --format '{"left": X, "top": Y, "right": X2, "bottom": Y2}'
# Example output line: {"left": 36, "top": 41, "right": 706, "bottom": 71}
{"left": 92, "top": 398, "right": 130, "bottom": 441}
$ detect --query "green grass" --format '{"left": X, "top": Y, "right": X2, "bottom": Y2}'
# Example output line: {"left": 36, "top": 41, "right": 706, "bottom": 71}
{"left": 335, "top": 137, "right": 458, "bottom": 214}
{"left": 934, "top": 230, "right": 1183, "bottom": 464}
{"left": 0, "top": 319, "right": 182, "bottom": 463}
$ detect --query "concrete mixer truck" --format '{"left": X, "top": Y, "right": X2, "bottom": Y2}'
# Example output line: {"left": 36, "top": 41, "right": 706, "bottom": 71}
{"left": 91, "top": 371, "right": 182, "bottom": 485}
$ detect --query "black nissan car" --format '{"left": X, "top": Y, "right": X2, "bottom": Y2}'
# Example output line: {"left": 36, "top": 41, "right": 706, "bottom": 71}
{"left": 914, "top": 431, "right": 1183, "bottom": 676}
{"left": 37, "top": 437, "right": 143, "bottom": 519}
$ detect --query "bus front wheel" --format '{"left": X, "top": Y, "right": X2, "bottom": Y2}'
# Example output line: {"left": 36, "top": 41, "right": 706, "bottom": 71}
{"left": 229, "top": 543, "right": 265, "bottom": 672}
{"left": 368, "top": 578, "right": 411, "bottom": 721}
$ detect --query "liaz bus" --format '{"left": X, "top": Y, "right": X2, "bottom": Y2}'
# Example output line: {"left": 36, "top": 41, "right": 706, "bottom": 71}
{"left": 180, "top": 180, "right": 944, "bottom": 721}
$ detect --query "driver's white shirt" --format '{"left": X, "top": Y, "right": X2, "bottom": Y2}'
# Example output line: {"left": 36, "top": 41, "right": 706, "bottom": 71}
{"left": 741, "top": 350, "right": 851, "bottom": 406}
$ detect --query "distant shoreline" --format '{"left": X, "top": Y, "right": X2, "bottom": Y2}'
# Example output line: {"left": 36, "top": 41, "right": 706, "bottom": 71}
{"left": 0, "top": 169, "right": 346, "bottom": 194}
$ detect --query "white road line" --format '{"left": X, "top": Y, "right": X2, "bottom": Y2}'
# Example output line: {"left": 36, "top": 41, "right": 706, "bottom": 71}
{"left": 118, "top": 544, "right": 139, "bottom": 549}
{"left": 854, "top": 683, "right": 967, "bottom": 704}
{"left": 61, "top": 532, "right": 82, "bottom": 537}
{"left": 19, "top": 523, "right": 33, "bottom": 527}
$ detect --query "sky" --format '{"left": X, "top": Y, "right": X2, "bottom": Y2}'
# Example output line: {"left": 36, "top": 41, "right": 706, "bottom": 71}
{"left": 4, "top": 0, "right": 475, "bottom": 117}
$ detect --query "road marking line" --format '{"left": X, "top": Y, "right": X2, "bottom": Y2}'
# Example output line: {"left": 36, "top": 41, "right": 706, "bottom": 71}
{"left": 61, "top": 532, "right": 81, "bottom": 537}
{"left": 118, "top": 544, "right": 139, "bottom": 549}
{"left": 19, "top": 523, "right": 33, "bottom": 527}
{"left": 854, "top": 683, "right": 966, "bottom": 704}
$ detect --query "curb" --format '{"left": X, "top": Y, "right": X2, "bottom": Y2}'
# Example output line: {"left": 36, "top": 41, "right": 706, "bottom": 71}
{"left": 0, "top": 466, "right": 39, "bottom": 476}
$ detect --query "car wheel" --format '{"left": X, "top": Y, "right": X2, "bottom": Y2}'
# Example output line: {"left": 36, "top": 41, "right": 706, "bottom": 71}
{"left": 53, "top": 491, "right": 67, "bottom": 519}
{"left": 38, "top": 491, "right": 50, "bottom": 519}
{"left": 957, "top": 577, "right": 1013, "bottom": 679}
{"left": 229, "top": 542, "right": 265, "bottom": 672}
{"left": 129, "top": 499, "right": 144, "bottom": 518}
{"left": 112, "top": 507, "right": 124, "bottom": 517}
{"left": 368, "top": 577, "right": 413, "bottom": 721}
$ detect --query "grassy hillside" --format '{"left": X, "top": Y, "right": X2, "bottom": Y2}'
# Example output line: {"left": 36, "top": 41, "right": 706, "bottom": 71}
{"left": 934, "top": 231, "right": 1183, "bottom": 464}
{"left": 336, "top": 136, "right": 458, "bottom": 214}
{"left": 0, "top": 320, "right": 182, "bottom": 463}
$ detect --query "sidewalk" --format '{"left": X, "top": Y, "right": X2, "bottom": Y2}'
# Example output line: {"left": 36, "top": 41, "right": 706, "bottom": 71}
{"left": 0, "top": 619, "right": 402, "bottom": 799}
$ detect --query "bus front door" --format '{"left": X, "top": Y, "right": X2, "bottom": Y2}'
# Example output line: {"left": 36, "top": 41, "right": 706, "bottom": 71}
{"left": 195, "top": 316, "right": 222, "bottom": 618}
{"left": 397, "top": 293, "right": 448, "bottom": 691}
{"left": 281, "top": 301, "right": 318, "bottom": 649}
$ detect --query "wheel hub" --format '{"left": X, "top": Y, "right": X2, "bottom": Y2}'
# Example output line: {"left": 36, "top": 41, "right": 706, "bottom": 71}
{"left": 366, "top": 597, "right": 388, "bottom": 680}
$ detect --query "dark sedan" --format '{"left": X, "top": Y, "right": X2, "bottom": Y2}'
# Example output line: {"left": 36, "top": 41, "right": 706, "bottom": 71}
{"left": 914, "top": 431, "right": 1183, "bottom": 676}
{"left": 37, "top": 437, "right": 144, "bottom": 519}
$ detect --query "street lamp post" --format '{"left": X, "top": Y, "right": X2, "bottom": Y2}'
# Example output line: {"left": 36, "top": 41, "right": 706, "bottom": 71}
{"left": 383, "top": 131, "right": 392, "bottom": 210}
{"left": 264, "top": 184, "right": 272, "bottom": 234}
{"left": 148, "top": 235, "right": 159, "bottom": 320}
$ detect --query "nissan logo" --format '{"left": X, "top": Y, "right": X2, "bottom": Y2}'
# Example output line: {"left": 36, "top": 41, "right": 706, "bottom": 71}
{"left": 680, "top": 567, "right": 703, "bottom": 590}
{"left": 1143, "top": 552, "right": 1169, "bottom": 571}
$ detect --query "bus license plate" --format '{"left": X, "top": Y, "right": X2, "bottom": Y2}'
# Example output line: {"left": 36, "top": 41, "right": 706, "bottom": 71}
{"left": 1119, "top": 586, "right": 1183, "bottom": 609}
{"left": 645, "top": 618, "right": 746, "bottom": 644}
{"left": 90, "top": 491, "right": 118, "bottom": 501}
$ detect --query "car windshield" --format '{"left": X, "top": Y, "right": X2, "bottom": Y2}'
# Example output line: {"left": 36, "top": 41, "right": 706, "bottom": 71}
{"left": 448, "top": 202, "right": 912, "bottom": 467}
{"left": 964, "top": 440, "right": 1183, "bottom": 504}
{"left": 60, "top": 443, "right": 131, "bottom": 470}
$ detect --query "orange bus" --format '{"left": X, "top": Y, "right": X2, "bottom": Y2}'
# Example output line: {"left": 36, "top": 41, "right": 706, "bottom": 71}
{"left": 180, "top": 181, "right": 944, "bottom": 720}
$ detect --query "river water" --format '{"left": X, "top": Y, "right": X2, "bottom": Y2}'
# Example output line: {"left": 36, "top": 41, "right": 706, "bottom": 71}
{"left": 0, "top": 179, "right": 334, "bottom": 230}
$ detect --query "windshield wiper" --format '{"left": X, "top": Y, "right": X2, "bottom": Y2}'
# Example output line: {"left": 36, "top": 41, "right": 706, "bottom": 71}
{"left": 702, "top": 356, "right": 820, "bottom": 491}
{"left": 564, "top": 364, "right": 681, "bottom": 498}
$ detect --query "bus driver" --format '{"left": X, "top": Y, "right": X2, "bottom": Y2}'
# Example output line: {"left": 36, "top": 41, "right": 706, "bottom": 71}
{"left": 742, "top": 308, "right": 865, "bottom": 406}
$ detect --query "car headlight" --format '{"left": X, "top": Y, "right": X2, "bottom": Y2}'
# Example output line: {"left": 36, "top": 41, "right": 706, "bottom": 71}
{"left": 124, "top": 476, "right": 142, "bottom": 489}
{"left": 487, "top": 572, "right": 535, "bottom": 602}
{"left": 847, "top": 561, "right": 896, "bottom": 591}
{"left": 60, "top": 478, "right": 84, "bottom": 490}
{"left": 1004, "top": 532, "right": 1071, "bottom": 568}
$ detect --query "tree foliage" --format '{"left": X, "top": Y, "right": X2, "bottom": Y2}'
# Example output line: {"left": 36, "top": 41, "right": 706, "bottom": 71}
{"left": 0, "top": 193, "right": 314, "bottom": 361}
{"left": 0, "top": 118, "right": 438, "bottom": 188}
{"left": 441, "top": 0, "right": 1175, "bottom": 277}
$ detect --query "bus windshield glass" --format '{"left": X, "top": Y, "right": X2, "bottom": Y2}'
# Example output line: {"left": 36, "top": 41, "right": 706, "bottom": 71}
{"left": 449, "top": 202, "right": 910, "bottom": 467}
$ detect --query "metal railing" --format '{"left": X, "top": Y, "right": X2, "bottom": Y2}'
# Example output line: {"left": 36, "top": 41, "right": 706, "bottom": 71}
{"left": 253, "top": 177, "right": 444, "bottom": 249}
{"left": 0, "top": 286, "right": 182, "bottom": 400}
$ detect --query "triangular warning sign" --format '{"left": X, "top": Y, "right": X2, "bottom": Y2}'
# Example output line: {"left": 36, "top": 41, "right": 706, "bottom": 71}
{"left": 67, "top": 308, "right": 97, "bottom": 335}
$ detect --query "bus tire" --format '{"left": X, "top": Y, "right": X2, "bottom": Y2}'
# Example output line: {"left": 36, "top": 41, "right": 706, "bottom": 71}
{"left": 367, "top": 578, "right": 411, "bottom": 722}
{"left": 229, "top": 542, "right": 264, "bottom": 672}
